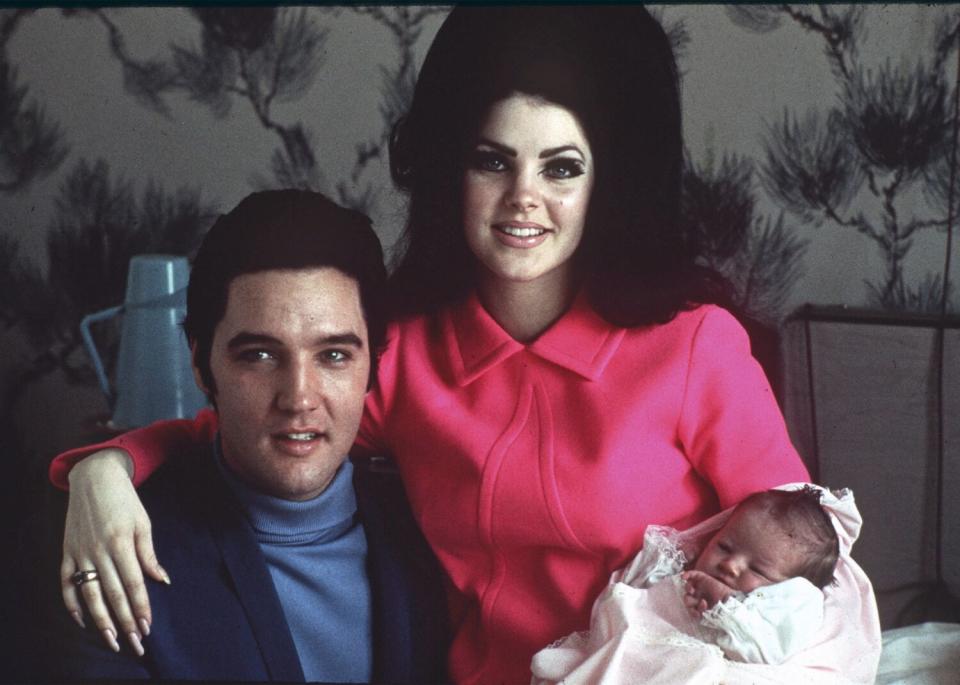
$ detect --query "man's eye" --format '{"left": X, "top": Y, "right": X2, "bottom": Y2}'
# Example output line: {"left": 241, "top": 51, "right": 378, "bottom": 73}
{"left": 238, "top": 350, "right": 273, "bottom": 363}
{"left": 718, "top": 542, "right": 732, "bottom": 553}
{"left": 321, "top": 349, "right": 351, "bottom": 364}
{"left": 470, "top": 150, "right": 508, "bottom": 172}
{"left": 544, "top": 158, "right": 585, "bottom": 179}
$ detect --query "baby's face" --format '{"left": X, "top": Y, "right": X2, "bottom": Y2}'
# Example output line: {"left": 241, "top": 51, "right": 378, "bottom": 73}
{"left": 693, "top": 505, "right": 808, "bottom": 594}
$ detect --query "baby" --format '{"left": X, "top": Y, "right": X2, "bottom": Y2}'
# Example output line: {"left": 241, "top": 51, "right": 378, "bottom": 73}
{"left": 531, "top": 484, "right": 855, "bottom": 684}
{"left": 682, "top": 485, "right": 839, "bottom": 626}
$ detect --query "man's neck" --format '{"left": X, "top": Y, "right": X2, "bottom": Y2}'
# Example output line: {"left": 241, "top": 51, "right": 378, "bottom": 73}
{"left": 212, "top": 438, "right": 356, "bottom": 540}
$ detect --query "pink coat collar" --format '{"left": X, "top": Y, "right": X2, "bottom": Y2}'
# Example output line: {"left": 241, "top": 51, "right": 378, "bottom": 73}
{"left": 443, "top": 292, "right": 626, "bottom": 386}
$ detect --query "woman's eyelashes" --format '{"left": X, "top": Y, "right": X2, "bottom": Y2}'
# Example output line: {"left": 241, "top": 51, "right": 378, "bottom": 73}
{"left": 544, "top": 158, "right": 586, "bottom": 179}
{"left": 471, "top": 150, "right": 508, "bottom": 172}
{"left": 469, "top": 149, "right": 586, "bottom": 179}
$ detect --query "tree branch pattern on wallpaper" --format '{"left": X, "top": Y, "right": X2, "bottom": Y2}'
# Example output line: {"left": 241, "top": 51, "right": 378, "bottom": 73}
{"left": 0, "top": 6, "right": 448, "bottom": 459}
{"left": 340, "top": 6, "right": 448, "bottom": 212}
{"left": 6, "top": 5, "right": 957, "bottom": 463}
{"left": 83, "top": 6, "right": 331, "bottom": 193}
{"left": 0, "top": 5, "right": 825, "bottom": 445}
{"left": 73, "top": 6, "right": 449, "bottom": 215}
{"left": 1, "top": 7, "right": 216, "bottom": 460}
{"left": 682, "top": 152, "right": 809, "bottom": 325}
{"left": 662, "top": 7, "right": 809, "bottom": 326}
{"left": 2, "top": 10, "right": 213, "bottom": 446}
{"left": 730, "top": 4, "right": 960, "bottom": 313}
{"left": 1, "top": 160, "right": 213, "bottom": 458}
{"left": 0, "top": 9, "right": 69, "bottom": 194}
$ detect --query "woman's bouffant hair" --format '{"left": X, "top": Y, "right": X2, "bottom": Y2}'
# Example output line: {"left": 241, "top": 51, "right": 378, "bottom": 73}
{"left": 738, "top": 486, "right": 841, "bottom": 589}
{"left": 387, "top": 5, "right": 729, "bottom": 326}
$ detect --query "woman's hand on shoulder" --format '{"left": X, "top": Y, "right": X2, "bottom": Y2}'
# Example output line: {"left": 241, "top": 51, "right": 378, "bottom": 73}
{"left": 60, "top": 448, "right": 169, "bottom": 656}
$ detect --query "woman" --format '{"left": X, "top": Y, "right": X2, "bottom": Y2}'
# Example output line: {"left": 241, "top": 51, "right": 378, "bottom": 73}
{"left": 50, "top": 7, "right": 873, "bottom": 684}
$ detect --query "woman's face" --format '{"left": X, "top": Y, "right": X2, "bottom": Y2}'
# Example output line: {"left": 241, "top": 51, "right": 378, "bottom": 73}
{"left": 462, "top": 93, "right": 594, "bottom": 291}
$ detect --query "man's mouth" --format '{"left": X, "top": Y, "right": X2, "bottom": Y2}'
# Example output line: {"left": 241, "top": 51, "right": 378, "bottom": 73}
{"left": 271, "top": 430, "right": 327, "bottom": 456}
{"left": 283, "top": 432, "right": 319, "bottom": 441}
{"left": 271, "top": 429, "right": 326, "bottom": 444}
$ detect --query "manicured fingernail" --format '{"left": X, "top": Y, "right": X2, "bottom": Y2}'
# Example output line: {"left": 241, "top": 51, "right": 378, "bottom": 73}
{"left": 103, "top": 628, "right": 120, "bottom": 653}
{"left": 128, "top": 631, "right": 144, "bottom": 657}
{"left": 70, "top": 610, "right": 85, "bottom": 629}
{"left": 159, "top": 567, "right": 171, "bottom": 585}
{"left": 138, "top": 617, "right": 151, "bottom": 637}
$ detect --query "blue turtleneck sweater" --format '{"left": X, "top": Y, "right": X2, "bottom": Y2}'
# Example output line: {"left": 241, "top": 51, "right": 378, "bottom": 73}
{"left": 215, "top": 444, "right": 373, "bottom": 683}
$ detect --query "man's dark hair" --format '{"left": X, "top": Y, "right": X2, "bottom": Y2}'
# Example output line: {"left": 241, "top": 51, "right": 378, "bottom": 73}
{"left": 183, "top": 189, "right": 387, "bottom": 397}
{"left": 737, "top": 486, "right": 840, "bottom": 589}
{"left": 387, "top": 5, "right": 730, "bottom": 325}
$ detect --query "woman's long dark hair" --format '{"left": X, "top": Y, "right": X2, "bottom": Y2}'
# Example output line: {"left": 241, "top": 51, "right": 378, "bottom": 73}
{"left": 388, "top": 5, "right": 730, "bottom": 327}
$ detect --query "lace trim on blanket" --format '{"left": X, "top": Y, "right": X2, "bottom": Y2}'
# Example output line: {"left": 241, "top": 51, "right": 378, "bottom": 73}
{"left": 646, "top": 525, "right": 688, "bottom": 568}
{"left": 619, "top": 524, "right": 690, "bottom": 586}
{"left": 701, "top": 593, "right": 747, "bottom": 625}
{"left": 626, "top": 625, "right": 725, "bottom": 658}
{"left": 545, "top": 630, "right": 590, "bottom": 650}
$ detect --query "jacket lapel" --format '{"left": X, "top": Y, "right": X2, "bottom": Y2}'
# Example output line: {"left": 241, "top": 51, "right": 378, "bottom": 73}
{"left": 197, "top": 454, "right": 305, "bottom": 683}
{"left": 353, "top": 461, "right": 450, "bottom": 683}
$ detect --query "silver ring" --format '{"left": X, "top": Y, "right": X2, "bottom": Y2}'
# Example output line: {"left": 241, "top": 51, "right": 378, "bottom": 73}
{"left": 71, "top": 570, "right": 100, "bottom": 587}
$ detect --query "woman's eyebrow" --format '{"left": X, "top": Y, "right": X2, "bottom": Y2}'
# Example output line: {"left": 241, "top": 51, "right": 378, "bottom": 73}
{"left": 540, "top": 145, "right": 583, "bottom": 159}
{"left": 477, "top": 138, "right": 516, "bottom": 156}
{"left": 476, "top": 139, "right": 585, "bottom": 160}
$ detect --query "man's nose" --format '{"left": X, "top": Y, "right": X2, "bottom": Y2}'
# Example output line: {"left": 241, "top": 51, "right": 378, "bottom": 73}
{"left": 276, "top": 359, "right": 322, "bottom": 413}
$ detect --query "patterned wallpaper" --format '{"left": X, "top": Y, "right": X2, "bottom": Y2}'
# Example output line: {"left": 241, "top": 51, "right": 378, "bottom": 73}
{"left": 2, "top": 4, "right": 958, "bottom": 461}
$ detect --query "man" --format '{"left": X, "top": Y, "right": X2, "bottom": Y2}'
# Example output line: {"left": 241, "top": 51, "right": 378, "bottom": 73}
{"left": 46, "top": 190, "right": 447, "bottom": 682}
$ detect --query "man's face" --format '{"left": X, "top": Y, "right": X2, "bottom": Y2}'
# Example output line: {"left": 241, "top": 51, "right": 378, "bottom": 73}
{"left": 194, "top": 267, "right": 370, "bottom": 501}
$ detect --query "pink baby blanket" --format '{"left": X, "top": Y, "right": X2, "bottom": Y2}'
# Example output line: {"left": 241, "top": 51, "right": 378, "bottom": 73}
{"left": 530, "top": 483, "right": 881, "bottom": 684}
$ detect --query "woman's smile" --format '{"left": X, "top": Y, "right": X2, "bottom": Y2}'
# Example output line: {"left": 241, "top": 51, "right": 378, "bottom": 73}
{"left": 492, "top": 221, "right": 550, "bottom": 247}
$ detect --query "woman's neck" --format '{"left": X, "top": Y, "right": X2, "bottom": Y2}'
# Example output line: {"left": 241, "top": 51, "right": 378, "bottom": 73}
{"left": 476, "top": 268, "right": 579, "bottom": 343}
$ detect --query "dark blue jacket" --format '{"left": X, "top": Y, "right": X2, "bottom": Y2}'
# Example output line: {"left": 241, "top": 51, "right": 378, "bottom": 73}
{"left": 48, "top": 448, "right": 448, "bottom": 683}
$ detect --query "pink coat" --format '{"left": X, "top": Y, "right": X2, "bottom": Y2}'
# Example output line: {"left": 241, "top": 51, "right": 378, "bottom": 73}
{"left": 53, "top": 294, "right": 810, "bottom": 684}
{"left": 357, "top": 295, "right": 809, "bottom": 683}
